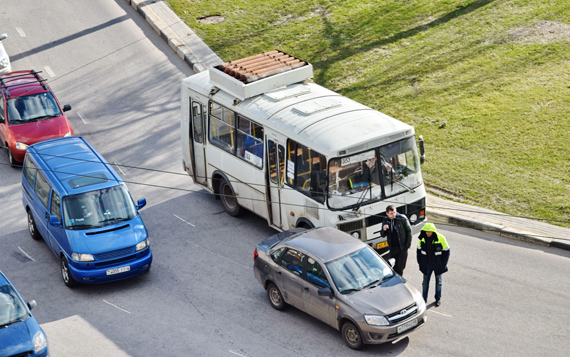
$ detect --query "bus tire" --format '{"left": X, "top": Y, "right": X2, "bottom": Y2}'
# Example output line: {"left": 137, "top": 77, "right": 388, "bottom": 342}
{"left": 219, "top": 178, "right": 243, "bottom": 217}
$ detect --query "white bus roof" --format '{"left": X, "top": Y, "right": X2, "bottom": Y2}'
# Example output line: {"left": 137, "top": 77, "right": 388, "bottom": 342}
{"left": 183, "top": 70, "right": 414, "bottom": 157}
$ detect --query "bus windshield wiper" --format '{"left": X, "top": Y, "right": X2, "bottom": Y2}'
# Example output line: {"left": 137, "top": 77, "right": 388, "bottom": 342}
{"left": 353, "top": 184, "right": 371, "bottom": 211}
{"left": 395, "top": 181, "right": 415, "bottom": 193}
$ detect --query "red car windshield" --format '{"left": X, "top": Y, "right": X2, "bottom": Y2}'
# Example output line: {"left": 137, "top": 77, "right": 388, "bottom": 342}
{"left": 7, "top": 92, "right": 62, "bottom": 124}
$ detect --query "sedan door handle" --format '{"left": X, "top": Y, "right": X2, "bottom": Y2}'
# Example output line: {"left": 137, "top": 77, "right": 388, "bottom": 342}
{"left": 277, "top": 271, "right": 282, "bottom": 275}
{"left": 303, "top": 287, "right": 309, "bottom": 291}
{"left": 45, "top": 212, "right": 49, "bottom": 219}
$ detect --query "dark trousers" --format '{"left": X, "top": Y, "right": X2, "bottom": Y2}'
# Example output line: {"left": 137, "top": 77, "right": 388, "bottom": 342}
{"left": 390, "top": 245, "right": 408, "bottom": 276}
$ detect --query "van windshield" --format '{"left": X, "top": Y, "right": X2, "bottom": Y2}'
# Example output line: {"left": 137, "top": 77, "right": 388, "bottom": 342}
{"left": 62, "top": 185, "right": 137, "bottom": 230}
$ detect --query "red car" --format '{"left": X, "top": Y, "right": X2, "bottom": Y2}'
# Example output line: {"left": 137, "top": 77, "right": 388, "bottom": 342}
{"left": 0, "top": 70, "right": 74, "bottom": 165}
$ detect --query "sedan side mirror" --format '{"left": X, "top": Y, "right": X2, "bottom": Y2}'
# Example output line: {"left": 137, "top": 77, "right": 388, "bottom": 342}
{"left": 63, "top": 104, "right": 72, "bottom": 112}
{"left": 27, "top": 300, "right": 37, "bottom": 310}
{"left": 136, "top": 198, "right": 147, "bottom": 210}
{"left": 317, "top": 287, "right": 334, "bottom": 297}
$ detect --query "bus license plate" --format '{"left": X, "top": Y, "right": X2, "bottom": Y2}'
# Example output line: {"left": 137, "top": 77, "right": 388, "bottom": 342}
{"left": 397, "top": 318, "right": 418, "bottom": 334}
{"left": 106, "top": 266, "right": 131, "bottom": 276}
{"left": 376, "top": 241, "right": 388, "bottom": 249}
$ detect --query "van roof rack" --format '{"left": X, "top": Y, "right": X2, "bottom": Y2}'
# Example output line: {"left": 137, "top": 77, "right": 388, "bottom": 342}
{"left": 209, "top": 50, "right": 313, "bottom": 101}
{"left": 0, "top": 70, "right": 48, "bottom": 97}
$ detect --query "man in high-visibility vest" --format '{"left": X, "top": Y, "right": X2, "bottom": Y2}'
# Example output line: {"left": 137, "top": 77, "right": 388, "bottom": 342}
{"left": 417, "top": 222, "right": 450, "bottom": 307}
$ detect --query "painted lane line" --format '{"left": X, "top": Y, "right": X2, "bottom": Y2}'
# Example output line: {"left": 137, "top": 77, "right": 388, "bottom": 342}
{"left": 102, "top": 300, "right": 131, "bottom": 314}
{"left": 44, "top": 66, "right": 56, "bottom": 78}
{"left": 16, "top": 27, "right": 26, "bottom": 37}
{"left": 174, "top": 214, "right": 195, "bottom": 227}
{"left": 113, "top": 162, "right": 126, "bottom": 176}
{"left": 77, "top": 112, "right": 88, "bottom": 124}
{"left": 18, "top": 247, "right": 35, "bottom": 261}
{"left": 229, "top": 351, "right": 247, "bottom": 357}
{"left": 186, "top": 240, "right": 251, "bottom": 269}
{"left": 429, "top": 309, "right": 452, "bottom": 317}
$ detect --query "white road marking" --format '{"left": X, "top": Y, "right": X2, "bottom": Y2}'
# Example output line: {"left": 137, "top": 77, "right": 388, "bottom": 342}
{"left": 44, "top": 65, "right": 56, "bottom": 78}
{"left": 77, "top": 112, "right": 88, "bottom": 124}
{"left": 102, "top": 300, "right": 131, "bottom": 314}
{"left": 16, "top": 27, "right": 26, "bottom": 37}
{"left": 113, "top": 162, "right": 126, "bottom": 176}
{"left": 17, "top": 247, "right": 35, "bottom": 261}
{"left": 229, "top": 351, "right": 247, "bottom": 357}
{"left": 429, "top": 309, "right": 452, "bottom": 317}
{"left": 174, "top": 214, "right": 195, "bottom": 227}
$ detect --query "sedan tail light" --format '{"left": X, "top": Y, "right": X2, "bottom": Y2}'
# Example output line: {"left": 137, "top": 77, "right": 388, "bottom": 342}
{"left": 253, "top": 248, "right": 258, "bottom": 261}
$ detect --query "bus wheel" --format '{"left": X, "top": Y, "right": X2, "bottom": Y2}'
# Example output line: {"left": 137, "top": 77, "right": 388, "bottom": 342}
{"left": 219, "top": 178, "right": 243, "bottom": 217}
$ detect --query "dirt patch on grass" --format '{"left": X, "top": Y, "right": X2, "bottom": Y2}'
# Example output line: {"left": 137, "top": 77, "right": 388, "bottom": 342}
{"left": 507, "top": 20, "right": 570, "bottom": 44}
{"left": 197, "top": 15, "right": 224, "bottom": 24}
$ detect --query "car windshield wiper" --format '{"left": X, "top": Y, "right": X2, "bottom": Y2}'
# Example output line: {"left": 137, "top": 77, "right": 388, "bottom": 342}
{"left": 69, "top": 224, "right": 101, "bottom": 229}
{"left": 340, "top": 288, "right": 361, "bottom": 294}
{"left": 363, "top": 279, "right": 381, "bottom": 289}
{"left": 0, "top": 317, "right": 25, "bottom": 329}
{"left": 99, "top": 217, "right": 128, "bottom": 223}
{"left": 28, "top": 114, "right": 58, "bottom": 121}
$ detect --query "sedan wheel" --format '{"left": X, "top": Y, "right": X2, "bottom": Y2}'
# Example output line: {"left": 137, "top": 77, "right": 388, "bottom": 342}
{"left": 27, "top": 210, "right": 41, "bottom": 240}
{"left": 267, "top": 283, "right": 286, "bottom": 310}
{"left": 341, "top": 321, "right": 364, "bottom": 350}
{"left": 61, "top": 257, "right": 79, "bottom": 288}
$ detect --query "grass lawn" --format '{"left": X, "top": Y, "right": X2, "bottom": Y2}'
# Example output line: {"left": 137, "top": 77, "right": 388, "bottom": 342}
{"left": 166, "top": 0, "right": 570, "bottom": 227}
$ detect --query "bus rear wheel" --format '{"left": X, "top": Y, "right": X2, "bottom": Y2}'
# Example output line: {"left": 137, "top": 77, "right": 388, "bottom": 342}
{"left": 219, "top": 178, "right": 243, "bottom": 217}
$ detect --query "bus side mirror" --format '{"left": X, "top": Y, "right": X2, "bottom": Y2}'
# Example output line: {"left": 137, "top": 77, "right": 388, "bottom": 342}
{"left": 419, "top": 135, "right": 426, "bottom": 164}
{"left": 136, "top": 198, "right": 147, "bottom": 210}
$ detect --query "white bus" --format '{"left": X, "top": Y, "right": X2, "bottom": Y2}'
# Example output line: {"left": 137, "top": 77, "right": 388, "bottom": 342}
{"left": 181, "top": 51, "right": 426, "bottom": 250}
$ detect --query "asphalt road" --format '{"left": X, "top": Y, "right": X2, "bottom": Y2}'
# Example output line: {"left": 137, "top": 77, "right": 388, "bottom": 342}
{"left": 1, "top": 1, "right": 570, "bottom": 356}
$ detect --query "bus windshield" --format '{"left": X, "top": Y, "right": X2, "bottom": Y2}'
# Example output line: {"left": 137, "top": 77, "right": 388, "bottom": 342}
{"left": 327, "top": 137, "right": 421, "bottom": 210}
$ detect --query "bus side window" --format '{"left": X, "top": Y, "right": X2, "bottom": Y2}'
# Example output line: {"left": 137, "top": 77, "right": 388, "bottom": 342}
{"left": 236, "top": 115, "right": 264, "bottom": 168}
{"left": 268, "top": 140, "right": 277, "bottom": 183}
{"left": 209, "top": 102, "right": 235, "bottom": 154}
{"left": 191, "top": 102, "right": 203, "bottom": 144}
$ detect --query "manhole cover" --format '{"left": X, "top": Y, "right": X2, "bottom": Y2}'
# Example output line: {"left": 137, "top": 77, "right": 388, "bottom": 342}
{"left": 197, "top": 15, "right": 224, "bottom": 24}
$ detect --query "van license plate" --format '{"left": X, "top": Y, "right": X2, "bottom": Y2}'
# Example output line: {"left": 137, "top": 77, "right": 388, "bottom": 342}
{"left": 397, "top": 318, "right": 418, "bottom": 334}
{"left": 106, "top": 266, "right": 131, "bottom": 276}
{"left": 376, "top": 241, "right": 388, "bottom": 249}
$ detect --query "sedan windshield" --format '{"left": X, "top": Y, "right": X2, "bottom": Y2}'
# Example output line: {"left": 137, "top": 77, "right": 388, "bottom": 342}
{"left": 7, "top": 92, "right": 62, "bottom": 124}
{"left": 325, "top": 247, "right": 393, "bottom": 294}
{"left": 328, "top": 136, "right": 422, "bottom": 210}
{"left": 0, "top": 285, "right": 29, "bottom": 328}
{"left": 62, "top": 185, "right": 137, "bottom": 230}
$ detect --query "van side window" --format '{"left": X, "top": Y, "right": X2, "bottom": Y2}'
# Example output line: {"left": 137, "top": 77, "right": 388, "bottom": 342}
{"left": 34, "top": 172, "right": 51, "bottom": 208}
{"left": 50, "top": 191, "right": 61, "bottom": 221}
{"left": 236, "top": 115, "right": 263, "bottom": 168}
{"left": 286, "top": 140, "right": 326, "bottom": 203}
{"left": 23, "top": 156, "right": 37, "bottom": 187}
{"left": 209, "top": 102, "right": 235, "bottom": 154}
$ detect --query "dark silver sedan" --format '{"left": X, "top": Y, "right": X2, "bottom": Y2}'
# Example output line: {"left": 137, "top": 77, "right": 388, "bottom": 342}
{"left": 253, "top": 227, "right": 427, "bottom": 350}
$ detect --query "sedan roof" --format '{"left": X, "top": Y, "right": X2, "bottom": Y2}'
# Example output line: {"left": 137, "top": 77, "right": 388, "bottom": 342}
{"left": 285, "top": 227, "right": 365, "bottom": 263}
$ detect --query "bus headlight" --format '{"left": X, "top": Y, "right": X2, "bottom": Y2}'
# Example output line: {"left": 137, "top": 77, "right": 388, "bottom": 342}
{"left": 351, "top": 231, "right": 360, "bottom": 239}
{"left": 409, "top": 214, "right": 418, "bottom": 224}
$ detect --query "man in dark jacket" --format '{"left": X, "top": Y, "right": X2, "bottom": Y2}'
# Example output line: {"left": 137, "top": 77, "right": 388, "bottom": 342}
{"left": 417, "top": 222, "right": 450, "bottom": 306}
{"left": 380, "top": 205, "right": 412, "bottom": 276}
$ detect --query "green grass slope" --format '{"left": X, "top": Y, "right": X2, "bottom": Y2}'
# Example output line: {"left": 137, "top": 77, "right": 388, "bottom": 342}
{"left": 167, "top": 0, "right": 570, "bottom": 226}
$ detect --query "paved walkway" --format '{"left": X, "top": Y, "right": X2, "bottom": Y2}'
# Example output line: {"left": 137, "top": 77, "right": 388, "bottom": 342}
{"left": 125, "top": 0, "right": 570, "bottom": 251}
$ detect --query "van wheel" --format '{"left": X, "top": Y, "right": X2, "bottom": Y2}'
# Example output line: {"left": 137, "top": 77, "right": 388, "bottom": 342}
{"left": 61, "top": 257, "right": 79, "bottom": 288}
{"left": 27, "top": 210, "right": 41, "bottom": 241}
{"left": 341, "top": 321, "right": 364, "bottom": 350}
{"left": 219, "top": 178, "right": 242, "bottom": 217}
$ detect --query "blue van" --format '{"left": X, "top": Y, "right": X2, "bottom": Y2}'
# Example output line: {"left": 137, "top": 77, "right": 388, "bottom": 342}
{"left": 21, "top": 136, "right": 152, "bottom": 287}
{"left": 0, "top": 270, "right": 48, "bottom": 357}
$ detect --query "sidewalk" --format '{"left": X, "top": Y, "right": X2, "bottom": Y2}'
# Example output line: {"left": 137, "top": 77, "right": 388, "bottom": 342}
{"left": 126, "top": 0, "right": 570, "bottom": 252}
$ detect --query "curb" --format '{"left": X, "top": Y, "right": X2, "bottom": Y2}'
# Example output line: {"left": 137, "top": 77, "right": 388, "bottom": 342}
{"left": 127, "top": 0, "right": 222, "bottom": 72}
{"left": 428, "top": 210, "right": 556, "bottom": 248}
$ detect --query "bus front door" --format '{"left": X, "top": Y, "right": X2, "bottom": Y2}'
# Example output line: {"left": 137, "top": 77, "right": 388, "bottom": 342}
{"left": 267, "top": 139, "right": 285, "bottom": 229}
{"left": 191, "top": 101, "right": 207, "bottom": 185}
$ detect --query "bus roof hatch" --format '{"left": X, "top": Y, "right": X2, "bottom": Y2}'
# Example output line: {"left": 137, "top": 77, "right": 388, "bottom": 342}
{"left": 209, "top": 50, "right": 313, "bottom": 101}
